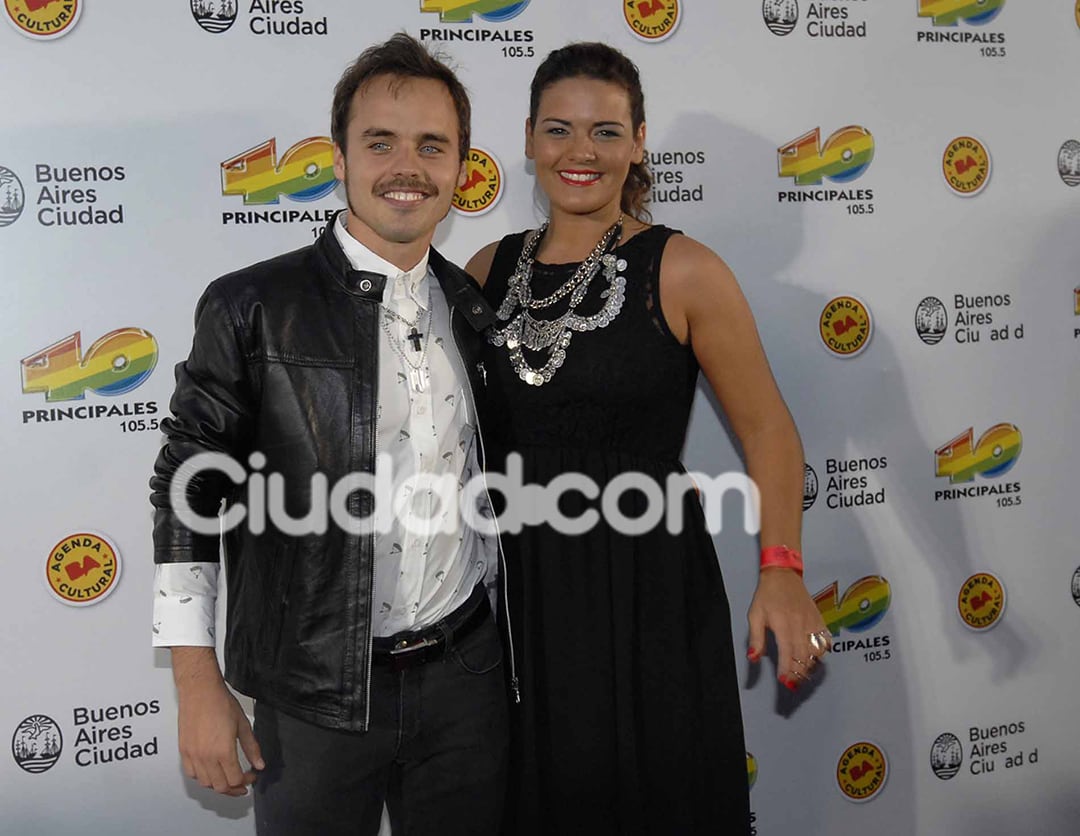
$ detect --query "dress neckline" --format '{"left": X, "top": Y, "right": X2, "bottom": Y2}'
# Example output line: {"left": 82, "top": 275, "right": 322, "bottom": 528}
{"left": 532, "top": 224, "right": 659, "bottom": 270}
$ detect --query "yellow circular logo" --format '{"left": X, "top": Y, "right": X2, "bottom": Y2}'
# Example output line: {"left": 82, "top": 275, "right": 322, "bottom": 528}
{"left": 623, "top": 0, "right": 680, "bottom": 42}
{"left": 4, "top": 0, "right": 80, "bottom": 40}
{"left": 1075, "top": 0, "right": 1079, "bottom": 30}
{"left": 942, "top": 136, "right": 991, "bottom": 197}
{"left": 819, "top": 295, "right": 872, "bottom": 358}
{"left": 45, "top": 532, "right": 121, "bottom": 607}
{"left": 746, "top": 752, "right": 758, "bottom": 789}
{"left": 836, "top": 741, "right": 888, "bottom": 803}
{"left": 957, "top": 572, "right": 1006, "bottom": 631}
{"left": 452, "top": 146, "right": 503, "bottom": 216}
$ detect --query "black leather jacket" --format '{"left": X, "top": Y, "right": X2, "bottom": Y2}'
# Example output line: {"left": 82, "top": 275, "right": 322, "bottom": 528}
{"left": 150, "top": 215, "right": 496, "bottom": 731}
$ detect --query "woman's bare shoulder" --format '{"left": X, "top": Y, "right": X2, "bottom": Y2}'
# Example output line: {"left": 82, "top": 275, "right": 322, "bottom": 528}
{"left": 464, "top": 241, "right": 502, "bottom": 288}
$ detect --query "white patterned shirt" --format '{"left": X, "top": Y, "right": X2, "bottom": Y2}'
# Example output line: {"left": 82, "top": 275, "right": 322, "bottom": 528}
{"left": 152, "top": 214, "right": 493, "bottom": 645}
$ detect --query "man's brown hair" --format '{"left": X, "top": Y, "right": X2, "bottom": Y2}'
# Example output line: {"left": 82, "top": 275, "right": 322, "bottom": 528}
{"left": 332, "top": 33, "right": 471, "bottom": 162}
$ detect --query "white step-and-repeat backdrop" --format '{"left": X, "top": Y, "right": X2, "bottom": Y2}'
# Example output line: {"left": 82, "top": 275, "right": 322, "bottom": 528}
{"left": 2, "top": 1, "right": 1078, "bottom": 834}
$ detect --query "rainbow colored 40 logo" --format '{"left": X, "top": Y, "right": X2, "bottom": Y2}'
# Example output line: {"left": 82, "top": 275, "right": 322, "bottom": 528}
{"left": 935, "top": 424, "right": 1022, "bottom": 483}
{"left": 221, "top": 137, "right": 337, "bottom": 205}
{"left": 419, "top": 0, "right": 530, "bottom": 22}
{"left": 918, "top": 0, "right": 1005, "bottom": 26}
{"left": 778, "top": 126, "right": 874, "bottom": 186}
{"left": 21, "top": 329, "right": 158, "bottom": 402}
{"left": 814, "top": 575, "right": 891, "bottom": 636}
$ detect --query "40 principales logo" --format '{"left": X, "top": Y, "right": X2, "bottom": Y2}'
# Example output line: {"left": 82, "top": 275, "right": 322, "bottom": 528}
{"left": 746, "top": 752, "right": 758, "bottom": 789}
{"left": 919, "top": 0, "right": 1004, "bottom": 26}
{"left": 0, "top": 166, "right": 25, "bottom": 227}
{"left": 802, "top": 463, "right": 818, "bottom": 510}
{"left": 814, "top": 576, "right": 891, "bottom": 636}
{"left": 191, "top": 0, "right": 237, "bottom": 33}
{"left": 836, "top": 741, "right": 887, "bottom": 802}
{"left": 957, "top": 572, "right": 1005, "bottom": 630}
{"left": 420, "top": 0, "right": 530, "bottom": 22}
{"left": 763, "top": 0, "right": 798, "bottom": 35}
{"left": 12, "top": 715, "right": 63, "bottom": 773}
{"left": 930, "top": 732, "right": 963, "bottom": 780}
{"left": 45, "top": 532, "right": 121, "bottom": 607}
{"left": 3, "top": 0, "right": 80, "bottom": 40}
{"left": 452, "top": 147, "right": 502, "bottom": 216}
{"left": 1058, "top": 140, "right": 1080, "bottom": 187}
{"left": 819, "top": 295, "right": 872, "bottom": 358}
{"left": 22, "top": 329, "right": 159, "bottom": 402}
{"left": 915, "top": 296, "right": 948, "bottom": 345}
{"left": 221, "top": 137, "right": 337, "bottom": 205}
{"left": 624, "top": 0, "right": 679, "bottom": 42}
{"left": 778, "top": 126, "right": 874, "bottom": 185}
{"left": 935, "top": 424, "right": 1021, "bottom": 483}
{"left": 942, "top": 136, "right": 991, "bottom": 197}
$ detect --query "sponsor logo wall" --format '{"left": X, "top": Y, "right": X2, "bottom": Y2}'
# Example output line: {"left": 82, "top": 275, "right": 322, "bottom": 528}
{"left": 2, "top": 2, "right": 1077, "bottom": 835}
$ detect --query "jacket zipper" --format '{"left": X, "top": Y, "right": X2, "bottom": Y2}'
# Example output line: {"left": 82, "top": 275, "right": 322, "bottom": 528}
{"left": 362, "top": 308, "right": 380, "bottom": 730}
{"left": 450, "top": 306, "right": 520, "bottom": 704}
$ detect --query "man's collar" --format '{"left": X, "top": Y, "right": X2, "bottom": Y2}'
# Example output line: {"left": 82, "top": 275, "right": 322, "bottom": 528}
{"left": 334, "top": 211, "right": 429, "bottom": 302}
{"left": 313, "top": 210, "right": 496, "bottom": 331}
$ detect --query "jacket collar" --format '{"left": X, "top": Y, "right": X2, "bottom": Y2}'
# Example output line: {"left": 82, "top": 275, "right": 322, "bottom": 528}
{"left": 428, "top": 247, "right": 497, "bottom": 331}
{"left": 315, "top": 209, "right": 496, "bottom": 332}
{"left": 315, "top": 210, "right": 388, "bottom": 301}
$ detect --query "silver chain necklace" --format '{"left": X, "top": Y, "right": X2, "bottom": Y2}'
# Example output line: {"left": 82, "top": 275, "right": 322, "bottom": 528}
{"left": 381, "top": 282, "right": 432, "bottom": 392}
{"left": 489, "top": 218, "right": 628, "bottom": 387}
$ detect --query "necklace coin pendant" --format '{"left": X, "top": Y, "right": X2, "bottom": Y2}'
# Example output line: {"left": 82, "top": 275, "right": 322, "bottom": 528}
{"left": 490, "top": 216, "right": 627, "bottom": 387}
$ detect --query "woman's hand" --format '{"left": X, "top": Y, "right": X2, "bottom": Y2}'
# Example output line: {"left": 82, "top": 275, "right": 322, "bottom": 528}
{"left": 746, "top": 568, "right": 830, "bottom": 691}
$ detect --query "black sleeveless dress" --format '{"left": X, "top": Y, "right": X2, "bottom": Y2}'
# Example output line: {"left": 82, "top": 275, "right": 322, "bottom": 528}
{"left": 480, "top": 226, "right": 751, "bottom": 835}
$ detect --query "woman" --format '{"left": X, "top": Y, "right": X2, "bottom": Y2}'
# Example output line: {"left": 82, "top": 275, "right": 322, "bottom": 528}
{"left": 466, "top": 43, "right": 828, "bottom": 834}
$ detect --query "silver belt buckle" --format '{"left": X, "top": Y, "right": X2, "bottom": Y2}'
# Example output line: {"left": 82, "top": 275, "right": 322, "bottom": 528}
{"left": 389, "top": 635, "right": 439, "bottom": 656}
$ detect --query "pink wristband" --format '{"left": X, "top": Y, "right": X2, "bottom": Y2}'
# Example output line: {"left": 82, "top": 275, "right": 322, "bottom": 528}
{"left": 760, "top": 545, "right": 804, "bottom": 576}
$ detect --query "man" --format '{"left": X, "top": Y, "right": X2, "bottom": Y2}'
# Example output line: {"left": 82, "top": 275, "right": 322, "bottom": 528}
{"left": 150, "top": 34, "right": 508, "bottom": 836}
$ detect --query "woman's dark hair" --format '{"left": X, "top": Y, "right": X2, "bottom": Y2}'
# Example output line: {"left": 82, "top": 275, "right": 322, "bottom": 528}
{"left": 332, "top": 33, "right": 471, "bottom": 162}
{"left": 529, "top": 42, "right": 652, "bottom": 222}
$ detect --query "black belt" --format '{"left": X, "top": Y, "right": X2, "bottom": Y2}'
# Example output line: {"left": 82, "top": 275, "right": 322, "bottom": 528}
{"left": 372, "top": 585, "right": 490, "bottom": 671}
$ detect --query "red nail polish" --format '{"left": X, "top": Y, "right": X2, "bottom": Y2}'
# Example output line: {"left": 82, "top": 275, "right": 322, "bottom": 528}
{"left": 780, "top": 676, "right": 798, "bottom": 692}
{"left": 747, "top": 648, "right": 760, "bottom": 662}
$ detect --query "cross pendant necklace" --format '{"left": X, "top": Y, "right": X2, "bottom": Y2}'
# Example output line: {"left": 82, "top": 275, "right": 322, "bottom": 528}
{"left": 380, "top": 275, "right": 432, "bottom": 393}
{"left": 380, "top": 311, "right": 431, "bottom": 393}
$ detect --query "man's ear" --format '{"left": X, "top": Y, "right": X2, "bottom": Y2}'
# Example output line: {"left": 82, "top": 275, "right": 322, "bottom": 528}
{"left": 332, "top": 143, "right": 346, "bottom": 182}
{"left": 457, "top": 158, "right": 468, "bottom": 189}
{"left": 524, "top": 118, "right": 535, "bottom": 161}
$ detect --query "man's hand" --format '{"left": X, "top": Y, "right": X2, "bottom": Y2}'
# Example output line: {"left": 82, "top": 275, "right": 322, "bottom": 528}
{"left": 172, "top": 647, "right": 264, "bottom": 796}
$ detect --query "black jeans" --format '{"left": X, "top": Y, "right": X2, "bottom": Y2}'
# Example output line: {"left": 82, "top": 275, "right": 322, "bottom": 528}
{"left": 252, "top": 614, "right": 508, "bottom": 836}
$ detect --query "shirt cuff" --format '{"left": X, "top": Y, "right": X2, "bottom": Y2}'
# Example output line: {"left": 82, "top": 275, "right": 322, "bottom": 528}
{"left": 152, "top": 562, "right": 219, "bottom": 647}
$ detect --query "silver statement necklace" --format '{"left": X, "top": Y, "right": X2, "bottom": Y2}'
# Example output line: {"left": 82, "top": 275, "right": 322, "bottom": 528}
{"left": 489, "top": 217, "right": 628, "bottom": 386}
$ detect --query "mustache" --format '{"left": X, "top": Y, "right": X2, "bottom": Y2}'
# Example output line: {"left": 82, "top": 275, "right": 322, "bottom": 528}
{"left": 374, "top": 177, "right": 437, "bottom": 197}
